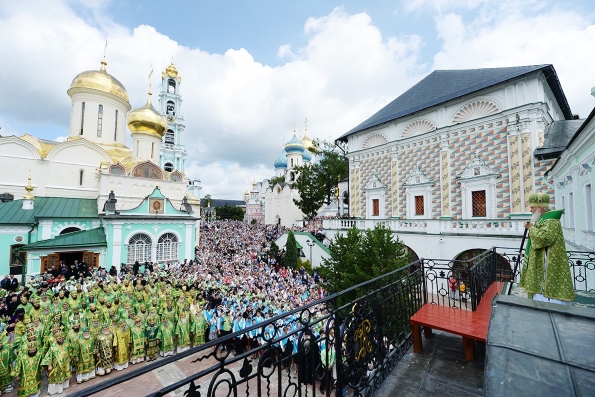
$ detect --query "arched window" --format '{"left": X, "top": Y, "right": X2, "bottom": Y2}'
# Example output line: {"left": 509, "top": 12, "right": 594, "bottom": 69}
{"left": 114, "top": 109, "right": 118, "bottom": 141}
{"left": 170, "top": 171, "right": 182, "bottom": 181}
{"left": 60, "top": 227, "right": 81, "bottom": 235}
{"left": 80, "top": 102, "right": 85, "bottom": 135}
{"left": 157, "top": 233, "right": 179, "bottom": 261}
{"left": 168, "top": 79, "right": 176, "bottom": 94}
{"left": 165, "top": 130, "right": 175, "bottom": 145}
{"left": 97, "top": 104, "right": 103, "bottom": 137}
{"left": 127, "top": 233, "right": 152, "bottom": 264}
{"left": 166, "top": 101, "right": 175, "bottom": 115}
{"left": 164, "top": 162, "right": 174, "bottom": 172}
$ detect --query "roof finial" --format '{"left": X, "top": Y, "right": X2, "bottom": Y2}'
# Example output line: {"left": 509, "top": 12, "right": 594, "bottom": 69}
{"left": 146, "top": 65, "right": 153, "bottom": 105}
{"left": 100, "top": 40, "right": 108, "bottom": 72}
{"left": 304, "top": 117, "right": 309, "bottom": 132}
{"left": 292, "top": 120, "right": 296, "bottom": 134}
{"left": 24, "top": 170, "right": 35, "bottom": 200}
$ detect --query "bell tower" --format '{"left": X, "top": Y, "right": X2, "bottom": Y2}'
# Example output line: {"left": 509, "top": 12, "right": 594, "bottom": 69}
{"left": 159, "top": 61, "right": 188, "bottom": 173}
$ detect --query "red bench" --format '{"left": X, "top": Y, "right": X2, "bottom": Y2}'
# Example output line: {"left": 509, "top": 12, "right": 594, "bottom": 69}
{"left": 410, "top": 281, "right": 504, "bottom": 361}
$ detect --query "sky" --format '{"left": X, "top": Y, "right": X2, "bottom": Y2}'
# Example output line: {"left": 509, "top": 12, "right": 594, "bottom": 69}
{"left": 1, "top": 0, "right": 594, "bottom": 199}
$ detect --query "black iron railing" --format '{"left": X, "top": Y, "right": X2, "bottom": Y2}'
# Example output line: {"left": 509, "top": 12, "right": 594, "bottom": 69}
{"left": 70, "top": 261, "right": 424, "bottom": 397}
{"left": 68, "top": 247, "right": 593, "bottom": 397}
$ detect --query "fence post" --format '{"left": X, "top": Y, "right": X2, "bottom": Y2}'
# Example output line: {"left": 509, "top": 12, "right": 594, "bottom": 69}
{"left": 421, "top": 259, "right": 427, "bottom": 305}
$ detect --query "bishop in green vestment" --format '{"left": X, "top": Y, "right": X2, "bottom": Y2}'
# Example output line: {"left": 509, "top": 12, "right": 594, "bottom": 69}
{"left": 0, "top": 336, "right": 16, "bottom": 393}
{"left": 520, "top": 193, "right": 575, "bottom": 303}
{"left": 75, "top": 328, "right": 96, "bottom": 383}
{"left": 95, "top": 324, "right": 115, "bottom": 376}
{"left": 41, "top": 331, "right": 72, "bottom": 395}
{"left": 145, "top": 316, "right": 160, "bottom": 361}
{"left": 12, "top": 341, "right": 43, "bottom": 397}
{"left": 130, "top": 317, "right": 146, "bottom": 364}
{"left": 157, "top": 317, "right": 175, "bottom": 357}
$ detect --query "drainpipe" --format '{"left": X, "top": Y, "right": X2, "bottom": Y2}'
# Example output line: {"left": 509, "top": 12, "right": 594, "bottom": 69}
{"left": 18, "top": 220, "right": 38, "bottom": 286}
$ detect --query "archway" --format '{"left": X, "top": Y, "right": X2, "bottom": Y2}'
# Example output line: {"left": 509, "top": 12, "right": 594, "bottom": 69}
{"left": 453, "top": 249, "right": 513, "bottom": 282}
{"left": 60, "top": 227, "right": 81, "bottom": 235}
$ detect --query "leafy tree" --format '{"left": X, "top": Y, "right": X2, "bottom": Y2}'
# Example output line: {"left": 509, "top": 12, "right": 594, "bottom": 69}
{"left": 319, "top": 224, "right": 408, "bottom": 295}
{"left": 269, "top": 175, "right": 285, "bottom": 186}
{"left": 284, "top": 230, "right": 299, "bottom": 269}
{"left": 268, "top": 240, "right": 280, "bottom": 260}
{"left": 250, "top": 218, "right": 257, "bottom": 224}
{"left": 292, "top": 163, "right": 326, "bottom": 222}
{"left": 216, "top": 203, "right": 244, "bottom": 221}
{"left": 315, "top": 140, "right": 349, "bottom": 205}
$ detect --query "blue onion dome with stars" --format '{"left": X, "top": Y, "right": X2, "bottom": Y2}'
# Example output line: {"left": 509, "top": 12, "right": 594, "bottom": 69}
{"left": 274, "top": 149, "right": 288, "bottom": 169}
{"left": 283, "top": 134, "right": 306, "bottom": 154}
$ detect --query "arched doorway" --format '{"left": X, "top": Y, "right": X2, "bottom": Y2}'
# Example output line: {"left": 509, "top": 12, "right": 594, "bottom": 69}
{"left": 453, "top": 249, "right": 513, "bottom": 282}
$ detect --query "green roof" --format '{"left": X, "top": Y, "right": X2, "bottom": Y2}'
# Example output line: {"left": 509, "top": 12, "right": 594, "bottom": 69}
{"left": 20, "top": 227, "right": 106, "bottom": 251}
{"left": 0, "top": 197, "right": 98, "bottom": 225}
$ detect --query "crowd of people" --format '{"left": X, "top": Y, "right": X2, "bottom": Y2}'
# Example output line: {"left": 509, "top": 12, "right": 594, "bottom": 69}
{"left": 0, "top": 220, "right": 334, "bottom": 396}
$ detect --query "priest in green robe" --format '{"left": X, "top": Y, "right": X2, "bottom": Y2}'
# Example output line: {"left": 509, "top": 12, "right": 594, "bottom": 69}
{"left": 520, "top": 193, "right": 575, "bottom": 304}
{"left": 94, "top": 323, "right": 115, "bottom": 376}
{"left": 130, "top": 317, "right": 146, "bottom": 364}
{"left": 157, "top": 315, "right": 175, "bottom": 357}
{"left": 0, "top": 334, "right": 16, "bottom": 394}
{"left": 145, "top": 316, "right": 160, "bottom": 361}
{"left": 74, "top": 327, "right": 96, "bottom": 383}
{"left": 12, "top": 341, "right": 43, "bottom": 397}
{"left": 41, "top": 330, "right": 72, "bottom": 395}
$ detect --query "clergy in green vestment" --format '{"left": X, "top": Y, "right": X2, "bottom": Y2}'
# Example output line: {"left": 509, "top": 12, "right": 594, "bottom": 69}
{"left": 157, "top": 316, "right": 175, "bottom": 357}
{"left": 12, "top": 341, "right": 43, "bottom": 397}
{"left": 74, "top": 328, "right": 96, "bottom": 383}
{"left": 41, "top": 330, "right": 72, "bottom": 395}
{"left": 94, "top": 324, "right": 115, "bottom": 376}
{"left": 0, "top": 335, "right": 16, "bottom": 394}
{"left": 191, "top": 311, "right": 207, "bottom": 347}
{"left": 145, "top": 316, "right": 160, "bottom": 361}
{"left": 520, "top": 193, "right": 575, "bottom": 304}
{"left": 130, "top": 317, "right": 146, "bottom": 364}
{"left": 175, "top": 310, "right": 192, "bottom": 353}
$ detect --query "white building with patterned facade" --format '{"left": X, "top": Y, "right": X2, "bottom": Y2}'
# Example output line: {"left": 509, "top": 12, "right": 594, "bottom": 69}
{"left": 324, "top": 65, "right": 575, "bottom": 262}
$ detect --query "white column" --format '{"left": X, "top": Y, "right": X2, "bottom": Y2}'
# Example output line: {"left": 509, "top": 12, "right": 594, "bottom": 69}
{"left": 112, "top": 223, "right": 123, "bottom": 269}
{"left": 185, "top": 223, "right": 193, "bottom": 260}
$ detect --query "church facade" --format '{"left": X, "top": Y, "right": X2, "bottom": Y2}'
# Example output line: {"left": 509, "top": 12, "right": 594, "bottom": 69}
{"left": 324, "top": 65, "right": 574, "bottom": 260}
{"left": 0, "top": 58, "right": 201, "bottom": 278}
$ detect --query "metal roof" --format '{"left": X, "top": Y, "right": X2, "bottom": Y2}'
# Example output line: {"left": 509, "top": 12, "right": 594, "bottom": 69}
{"left": 0, "top": 197, "right": 98, "bottom": 225}
{"left": 20, "top": 227, "right": 106, "bottom": 251}
{"left": 534, "top": 119, "right": 584, "bottom": 160}
{"left": 485, "top": 295, "right": 595, "bottom": 396}
{"left": 338, "top": 65, "right": 572, "bottom": 141}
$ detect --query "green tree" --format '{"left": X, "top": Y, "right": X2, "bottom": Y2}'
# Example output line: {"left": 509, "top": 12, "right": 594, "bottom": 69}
{"left": 292, "top": 163, "right": 326, "bottom": 221}
{"left": 319, "top": 224, "right": 408, "bottom": 295}
{"left": 285, "top": 230, "right": 299, "bottom": 269}
{"left": 269, "top": 175, "right": 285, "bottom": 186}
{"left": 268, "top": 240, "right": 280, "bottom": 260}
{"left": 315, "top": 140, "right": 349, "bottom": 205}
{"left": 216, "top": 203, "right": 244, "bottom": 221}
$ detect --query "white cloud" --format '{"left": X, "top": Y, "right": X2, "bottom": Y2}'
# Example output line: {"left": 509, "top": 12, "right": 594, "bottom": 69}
{"left": 1, "top": 1, "right": 594, "bottom": 200}
{"left": 431, "top": 1, "right": 595, "bottom": 118}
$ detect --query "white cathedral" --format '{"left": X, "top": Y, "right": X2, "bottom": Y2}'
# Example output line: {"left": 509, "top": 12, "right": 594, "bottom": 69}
{"left": 0, "top": 56, "right": 202, "bottom": 276}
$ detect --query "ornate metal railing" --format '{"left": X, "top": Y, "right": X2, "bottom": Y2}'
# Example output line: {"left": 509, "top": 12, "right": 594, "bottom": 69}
{"left": 70, "top": 261, "right": 424, "bottom": 397}
{"left": 506, "top": 248, "right": 595, "bottom": 294}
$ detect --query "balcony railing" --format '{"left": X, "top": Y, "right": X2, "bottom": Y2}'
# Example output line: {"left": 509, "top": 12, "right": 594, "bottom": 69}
{"left": 323, "top": 218, "right": 529, "bottom": 235}
{"left": 68, "top": 248, "right": 592, "bottom": 397}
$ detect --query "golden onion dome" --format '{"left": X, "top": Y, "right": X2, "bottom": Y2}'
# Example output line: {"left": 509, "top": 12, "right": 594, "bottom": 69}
{"left": 68, "top": 60, "right": 130, "bottom": 103}
{"left": 127, "top": 96, "right": 167, "bottom": 139}
{"left": 162, "top": 62, "right": 181, "bottom": 81}
{"left": 302, "top": 130, "right": 315, "bottom": 153}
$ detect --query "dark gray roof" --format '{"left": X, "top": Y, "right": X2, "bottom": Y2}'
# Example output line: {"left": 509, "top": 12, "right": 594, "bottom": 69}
{"left": 485, "top": 295, "right": 595, "bottom": 397}
{"left": 534, "top": 119, "right": 585, "bottom": 160}
{"left": 200, "top": 199, "right": 244, "bottom": 208}
{"left": 338, "top": 65, "right": 572, "bottom": 141}
{"left": 546, "top": 106, "right": 595, "bottom": 173}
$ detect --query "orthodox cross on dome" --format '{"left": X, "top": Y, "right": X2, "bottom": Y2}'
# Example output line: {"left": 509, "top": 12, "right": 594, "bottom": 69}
{"left": 101, "top": 40, "right": 108, "bottom": 71}
{"left": 292, "top": 120, "right": 297, "bottom": 133}
{"left": 148, "top": 65, "right": 154, "bottom": 96}
{"left": 304, "top": 117, "right": 309, "bottom": 131}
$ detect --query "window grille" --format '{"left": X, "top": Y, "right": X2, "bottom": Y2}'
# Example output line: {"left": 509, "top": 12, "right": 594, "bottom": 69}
{"left": 127, "top": 233, "right": 152, "bottom": 264}
{"left": 415, "top": 195, "right": 424, "bottom": 215}
{"left": 372, "top": 199, "right": 380, "bottom": 216}
{"left": 471, "top": 190, "right": 487, "bottom": 217}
